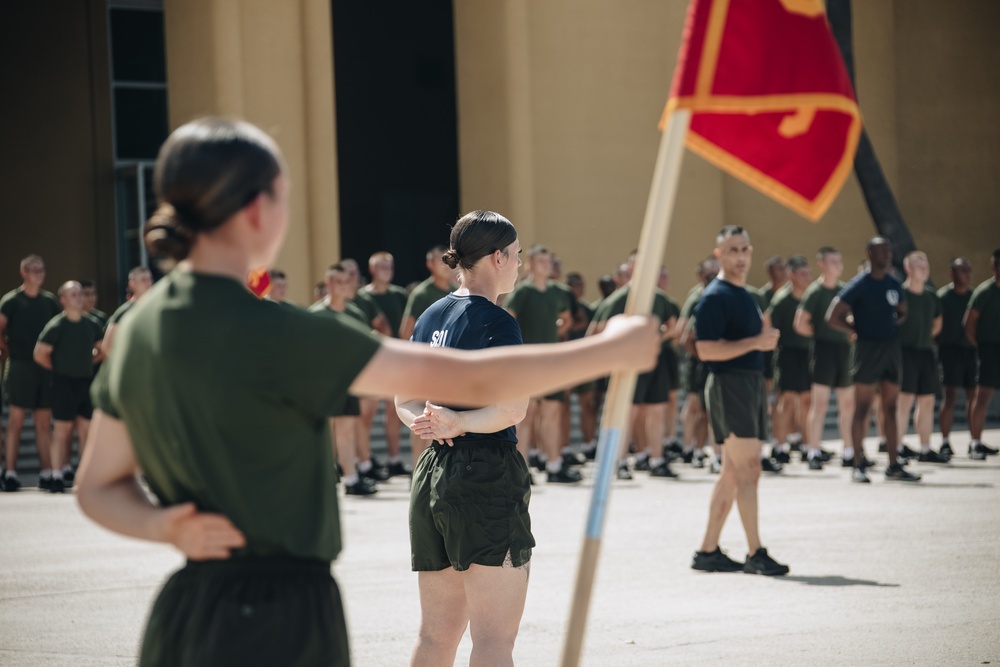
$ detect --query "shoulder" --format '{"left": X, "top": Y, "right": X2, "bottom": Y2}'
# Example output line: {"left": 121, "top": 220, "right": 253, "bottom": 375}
{"left": 0, "top": 288, "right": 19, "bottom": 310}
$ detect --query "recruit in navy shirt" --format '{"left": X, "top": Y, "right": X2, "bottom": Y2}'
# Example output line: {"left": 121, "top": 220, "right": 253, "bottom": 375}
{"left": 411, "top": 293, "right": 523, "bottom": 443}
{"left": 836, "top": 272, "right": 906, "bottom": 341}
{"left": 693, "top": 278, "right": 764, "bottom": 373}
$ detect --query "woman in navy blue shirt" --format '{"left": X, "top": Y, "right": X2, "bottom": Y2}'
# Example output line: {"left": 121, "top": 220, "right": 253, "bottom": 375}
{"left": 396, "top": 210, "right": 533, "bottom": 666}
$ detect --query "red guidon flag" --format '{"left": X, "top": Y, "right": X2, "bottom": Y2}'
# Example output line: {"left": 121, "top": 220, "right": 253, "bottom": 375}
{"left": 246, "top": 268, "right": 271, "bottom": 298}
{"left": 661, "top": 0, "right": 862, "bottom": 221}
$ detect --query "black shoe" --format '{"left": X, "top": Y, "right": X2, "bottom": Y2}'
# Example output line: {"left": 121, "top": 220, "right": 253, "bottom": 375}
{"left": 761, "top": 457, "right": 783, "bottom": 473}
{"left": 529, "top": 454, "right": 547, "bottom": 472}
{"left": 939, "top": 442, "right": 954, "bottom": 458}
{"left": 744, "top": 548, "right": 789, "bottom": 576}
{"left": 633, "top": 456, "right": 650, "bottom": 471}
{"left": 787, "top": 433, "right": 803, "bottom": 451}
{"left": 48, "top": 477, "right": 66, "bottom": 494}
{"left": 691, "top": 450, "right": 707, "bottom": 469}
{"left": 38, "top": 476, "right": 52, "bottom": 492}
{"left": 898, "top": 445, "right": 920, "bottom": 459}
{"left": 841, "top": 457, "right": 854, "bottom": 468}
{"left": 978, "top": 443, "right": 999, "bottom": 456}
{"left": 562, "top": 451, "right": 587, "bottom": 467}
{"left": 344, "top": 478, "right": 378, "bottom": 496}
{"left": 708, "top": 458, "right": 722, "bottom": 474}
{"left": 615, "top": 463, "right": 633, "bottom": 481}
{"left": 2, "top": 475, "right": 21, "bottom": 492}
{"left": 917, "top": 449, "right": 949, "bottom": 463}
{"left": 649, "top": 461, "right": 678, "bottom": 478}
{"left": 691, "top": 547, "right": 743, "bottom": 572}
{"left": 851, "top": 467, "right": 871, "bottom": 484}
{"left": 817, "top": 449, "right": 833, "bottom": 462}
{"left": 665, "top": 440, "right": 684, "bottom": 455}
{"left": 772, "top": 449, "right": 791, "bottom": 464}
{"left": 359, "top": 464, "right": 389, "bottom": 482}
{"left": 884, "top": 464, "right": 921, "bottom": 482}
{"left": 386, "top": 461, "right": 413, "bottom": 477}
{"left": 582, "top": 445, "right": 597, "bottom": 461}
{"left": 878, "top": 439, "right": 888, "bottom": 453}
{"left": 681, "top": 450, "right": 694, "bottom": 464}
{"left": 548, "top": 466, "right": 583, "bottom": 484}
{"left": 807, "top": 456, "right": 824, "bottom": 471}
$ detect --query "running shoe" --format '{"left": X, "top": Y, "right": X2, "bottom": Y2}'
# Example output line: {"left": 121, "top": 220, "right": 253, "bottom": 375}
{"left": 851, "top": 467, "right": 870, "bottom": 484}
{"left": 615, "top": 463, "right": 633, "bottom": 481}
{"left": 807, "top": 456, "right": 824, "bottom": 471}
{"left": 344, "top": 478, "right": 378, "bottom": 496}
{"left": 691, "top": 547, "right": 743, "bottom": 572}
{"left": 549, "top": 466, "right": 583, "bottom": 484}
{"left": 977, "top": 442, "right": 999, "bottom": 456}
{"left": 665, "top": 439, "right": 684, "bottom": 455}
{"left": 917, "top": 449, "right": 949, "bottom": 463}
{"left": 633, "top": 456, "right": 650, "bottom": 471}
{"left": 898, "top": 445, "right": 920, "bottom": 459}
{"left": 582, "top": 445, "right": 597, "bottom": 461}
{"left": 691, "top": 450, "right": 707, "bottom": 469}
{"left": 877, "top": 439, "right": 888, "bottom": 453}
{"left": 939, "top": 441, "right": 954, "bottom": 458}
{"left": 708, "top": 458, "right": 721, "bottom": 475}
{"left": 49, "top": 477, "right": 66, "bottom": 494}
{"left": 562, "top": 451, "right": 587, "bottom": 467}
{"left": 969, "top": 443, "right": 988, "bottom": 461}
{"left": 649, "top": 462, "right": 678, "bottom": 478}
{"left": 359, "top": 464, "right": 389, "bottom": 482}
{"left": 743, "top": 548, "right": 789, "bottom": 576}
{"left": 386, "top": 461, "right": 413, "bottom": 477}
{"left": 760, "top": 457, "right": 783, "bottom": 473}
{"left": 2, "top": 475, "right": 20, "bottom": 492}
{"left": 884, "top": 464, "right": 921, "bottom": 482}
{"left": 772, "top": 449, "right": 791, "bottom": 464}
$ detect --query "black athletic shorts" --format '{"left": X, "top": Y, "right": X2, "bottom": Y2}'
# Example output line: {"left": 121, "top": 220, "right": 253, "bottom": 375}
{"left": 684, "top": 356, "right": 707, "bottom": 394}
{"left": 51, "top": 374, "right": 93, "bottom": 421}
{"left": 410, "top": 439, "right": 534, "bottom": 572}
{"left": 978, "top": 342, "right": 1000, "bottom": 389}
{"left": 775, "top": 346, "right": 811, "bottom": 393}
{"left": 3, "top": 358, "right": 53, "bottom": 409}
{"left": 810, "top": 339, "right": 853, "bottom": 388}
{"left": 900, "top": 347, "right": 939, "bottom": 395}
{"left": 762, "top": 350, "right": 775, "bottom": 380}
{"left": 139, "top": 557, "right": 349, "bottom": 667}
{"left": 633, "top": 346, "right": 673, "bottom": 405}
{"left": 853, "top": 338, "right": 902, "bottom": 385}
{"left": 331, "top": 395, "right": 360, "bottom": 417}
{"left": 938, "top": 345, "right": 977, "bottom": 388}
{"left": 663, "top": 345, "right": 681, "bottom": 392}
{"left": 705, "top": 369, "right": 769, "bottom": 444}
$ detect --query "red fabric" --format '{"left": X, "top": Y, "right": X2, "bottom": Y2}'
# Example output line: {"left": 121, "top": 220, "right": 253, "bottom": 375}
{"left": 246, "top": 268, "right": 271, "bottom": 298}
{"left": 664, "top": 0, "right": 861, "bottom": 220}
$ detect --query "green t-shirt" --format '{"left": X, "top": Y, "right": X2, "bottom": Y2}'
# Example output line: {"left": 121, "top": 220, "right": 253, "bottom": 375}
{"left": 89, "top": 308, "right": 109, "bottom": 328}
{"left": 365, "top": 285, "right": 408, "bottom": 337}
{"left": 969, "top": 278, "right": 1000, "bottom": 344}
{"left": 307, "top": 300, "right": 369, "bottom": 327}
{"left": 352, "top": 290, "right": 386, "bottom": 328}
{"left": 92, "top": 271, "right": 381, "bottom": 561}
{"left": 402, "top": 278, "right": 453, "bottom": 327}
{"left": 898, "top": 285, "right": 941, "bottom": 349}
{"left": 38, "top": 313, "right": 103, "bottom": 378}
{"left": 594, "top": 285, "right": 678, "bottom": 352}
{"left": 0, "top": 287, "right": 61, "bottom": 360}
{"left": 767, "top": 287, "right": 810, "bottom": 349}
{"left": 107, "top": 299, "right": 136, "bottom": 328}
{"left": 680, "top": 284, "right": 705, "bottom": 319}
{"left": 798, "top": 279, "right": 850, "bottom": 344}
{"left": 751, "top": 285, "right": 772, "bottom": 310}
{"left": 936, "top": 284, "right": 973, "bottom": 348}
{"left": 504, "top": 280, "right": 573, "bottom": 344}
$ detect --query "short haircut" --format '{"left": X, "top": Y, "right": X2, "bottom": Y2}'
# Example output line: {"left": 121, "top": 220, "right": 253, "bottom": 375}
{"left": 20, "top": 254, "right": 43, "bottom": 270}
{"left": 369, "top": 251, "right": 393, "bottom": 266}
{"left": 79, "top": 279, "right": 97, "bottom": 289}
{"left": 566, "top": 272, "right": 584, "bottom": 284}
{"left": 128, "top": 266, "right": 152, "bottom": 281}
{"left": 866, "top": 236, "right": 890, "bottom": 250}
{"left": 57, "top": 280, "right": 81, "bottom": 297}
{"left": 764, "top": 255, "right": 785, "bottom": 269}
{"left": 527, "top": 244, "right": 551, "bottom": 259}
{"left": 716, "top": 225, "right": 748, "bottom": 244}
{"left": 817, "top": 246, "right": 840, "bottom": 259}
{"left": 426, "top": 245, "right": 448, "bottom": 261}
{"left": 786, "top": 254, "right": 809, "bottom": 271}
{"left": 904, "top": 251, "right": 928, "bottom": 268}
{"left": 268, "top": 268, "right": 287, "bottom": 280}
{"left": 326, "top": 262, "right": 347, "bottom": 278}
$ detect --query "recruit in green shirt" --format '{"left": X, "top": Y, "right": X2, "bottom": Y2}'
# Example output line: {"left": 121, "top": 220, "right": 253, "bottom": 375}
{"left": 402, "top": 278, "right": 453, "bottom": 329}
{"left": 504, "top": 280, "right": 572, "bottom": 344}
{"left": 969, "top": 279, "right": 1000, "bottom": 344}
{"left": 352, "top": 290, "right": 386, "bottom": 328}
{"left": 798, "top": 279, "right": 850, "bottom": 344}
{"left": 365, "top": 285, "right": 408, "bottom": 337}
{"left": 0, "top": 287, "right": 61, "bottom": 360}
{"left": 308, "top": 299, "right": 369, "bottom": 327}
{"left": 92, "top": 271, "right": 382, "bottom": 562}
{"left": 38, "top": 313, "right": 103, "bottom": 378}
{"left": 106, "top": 299, "right": 136, "bottom": 328}
{"left": 898, "top": 285, "right": 941, "bottom": 349}
{"left": 593, "top": 285, "right": 678, "bottom": 352}
{"left": 767, "top": 287, "right": 810, "bottom": 349}
{"left": 936, "top": 284, "right": 973, "bottom": 348}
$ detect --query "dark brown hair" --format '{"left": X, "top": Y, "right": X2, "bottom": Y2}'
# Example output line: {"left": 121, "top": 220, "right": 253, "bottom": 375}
{"left": 441, "top": 210, "right": 517, "bottom": 271}
{"left": 144, "top": 118, "right": 283, "bottom": 264}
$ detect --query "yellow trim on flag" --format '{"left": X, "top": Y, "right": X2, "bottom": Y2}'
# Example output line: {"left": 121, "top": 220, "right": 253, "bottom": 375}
{"left": 694, "top": 0, "right": 731, "bottom": 100}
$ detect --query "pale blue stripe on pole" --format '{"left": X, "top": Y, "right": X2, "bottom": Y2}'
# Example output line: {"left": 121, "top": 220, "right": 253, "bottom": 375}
{"left": 584, "top": 426, "right": 621, "bottom": 539}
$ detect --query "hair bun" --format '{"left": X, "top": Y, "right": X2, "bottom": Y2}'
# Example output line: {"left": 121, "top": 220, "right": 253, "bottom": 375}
{"left": 441, "top": 249, "right": 461, "bottom": 270}
{"left": 144, "top": 203, "right": 195, "bottom": 263}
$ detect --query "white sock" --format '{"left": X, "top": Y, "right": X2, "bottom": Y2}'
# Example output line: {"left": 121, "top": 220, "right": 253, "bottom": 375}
{"left": 388, "top": 455, "right": 401, "bottom": 464}
{"left": 6, "top": 470, "right": 19, "bottom": 479}
{"left": 843, "top": 448, "right": 854, "bottom": 460}
{"left": 357, "top": 460, "right": 373, "bottom": 473}
{"left": 343, "top": 474, "right": 360, "bottom": 485}
{"left": 650, "top": 457, "right": 666, "bottom": 467}
{"left": 561, "top": 446, "right": 575, "bottom": 455}
{"left": 62, "top": 465, "right": 74, "bottom": 475}
{"left": 546, "top": 460, "right": 562, "bottom": 474}
{"left": 37, "top": 469, "right": 50, "bottom": 480}
{"left": 970, "top": 439, "right": 981, "bottom": 446}
{"left": 921, "top": 443, "right": 931, "bottom": 453}
{"left": 52, "top": 470, "right": 63, "bottom": 480}
{"left": 635, "top": 452, "right": 649, "bottom": 462}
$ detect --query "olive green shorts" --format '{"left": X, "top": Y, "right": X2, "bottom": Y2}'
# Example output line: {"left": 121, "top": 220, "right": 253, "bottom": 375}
{"left": 410, "top": 439, "right": 534, "bottom": 571}
{"left": 3, "top": 358, "right": 53, "bottom": 409}
{"left": 705, "top": 369, "right": 769, "bottom": 444}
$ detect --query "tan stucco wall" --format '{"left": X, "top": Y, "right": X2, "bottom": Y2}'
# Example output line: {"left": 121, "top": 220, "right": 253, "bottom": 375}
{"left": 163, "top": 0, "right": 341, "bottom": 305}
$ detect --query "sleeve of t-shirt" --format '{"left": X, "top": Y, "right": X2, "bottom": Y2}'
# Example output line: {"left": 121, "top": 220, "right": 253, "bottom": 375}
{"left": 38, "top": 316, "right": 61, "bottom": 345}
{"left": 836, "top": 275, "right": 863, "bottom": 308}
{"left": 693, "top": 292, "right": 726, "bottom": 342}
{"left": 275, "top": 309, "right": 383, "bottom": 419}
{"left": 488, "top": 313, "right": 523, "bottom": 348}
{"left": 932, "top": 291, "right": 942, "bottom": 318}
{"left": 0, "top": 292, "right": 15, "bottom": 319}
{"left": 504, "top": 285, "right": 524, "bottom": 315}
{"left": 90, "top": 363, "right": 118, "bottom": 418}
{"left": 969, "top": 285, "right": 987, "bottom": 313}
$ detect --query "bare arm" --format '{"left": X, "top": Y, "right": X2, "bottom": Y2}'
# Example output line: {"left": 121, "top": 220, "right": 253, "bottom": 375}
{"left": 895, "top": 300, "right": 908, "bottom": 326}
{"left": 0, "top": 313, "right": 8, "bottom": 361}
{"left": 964, "top": 308, "right": 980, "bottom": 346}
{"left": 102, "top": 323, "right": 118, "bottom": 356}
{"left": 370, "top": 313, "right": 392, "bottom": 337}
{"left": 395, "top": 397, "right": 528, "bottom": 446}
{"left": 75, "top": 411, "right": 246, "bottom": 560}
{"left": 353, "top": 314, "right": 660, "bottom": 406}
{"left": 930, "top": 314, "right": 942, "bottom": 338}
{"left": 793, "top": 308, "right": 814, "bottom": 338}
{"left": 825, "top": 298, "right": 854, "bottom": 335}
{"left": 695, "top": 329, "right": 778, "bottom": 362}
{"left": 556, "top": 309, "right": 572, "bottom": 339}
{"left": 33, "top": 342, "right": 53, "bottom": 370}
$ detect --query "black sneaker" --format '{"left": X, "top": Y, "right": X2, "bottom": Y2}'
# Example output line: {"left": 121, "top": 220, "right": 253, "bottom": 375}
{"left": 38, "top": 476, "right": 52, "bottom": 492}
{"left": 62, "top": 467, "right": 76, "bottom": 485}
{"left": 344, "top": 478, "right": 378, "bottom": 496}
{"left": 884, "top": 464, "right": 921, "bottom": 482}
{"left": 744, "top": 548, "right": 789, "bottom": 576}
{"left": 615, "top": 463, "right": 633, "bottom": 481}
{"left": 979, "top": 443, "right": 999, "bottom": 456}
{"left": 2, "top": 475, "right": 21, "bottom": 492}
{"left": 48, "top": 477, "right": 66, "bottom": 494}
{"left": 761, "top": 457, "right": 783, "bottom": 473}
{"left": 649, "top": 461, "right": 678, "bottom": 478}
{"left": 939, "top": 442, "right": 954, "bottom": 458}
{"left": 708, "top": 458, "right": 721, "bottom": 474}
{"left": 681, "top": 449, "right": 694, "bottom": 464}
{"left": 841, "top": 457, "right": 854, "bottom": 468}
{"left": 772, "top": 449, "right": 791, "bottom": 464}
{"left": 529, "top": 454, "right": 547, "bottom": 472}
{"left": 807, "top": 456, "right": 824, "bottom": 471}
{"left": 633, "top": 456, "right": 650, "bottom": 471}
{"left": 851, "top": 467, "right": 870, "bottom": 484}
{"left": 969, "top": 443, "right": 988, "bottom": 461}
{"left": 691, "top": 547, "right": 743, "bottom": 572}
{"left": 386, "top": 461, "right": 413, "bottom": 477}
{"left": 817, "top": 449, "right": 833, "bottom": 462}
{"left": 898, "top": 445, "right": 920, "bottom": 459}
{"left": 359, "top": 464, "right": 389, "bottom": 482}
{"left": 665, "top": 439, "right": 684, "bottom": 455}
{"left": 562, "top": 451, "right": 587, "bottom": 467}
{"left": 878, "top": 439, "right": 888, "bottom": 453}
{"left": 691, "top": 450, "right": 707, "bottom": 469}
{"left": 582, "top": 445, "right": 597, "bottom": 461}
{"left": 917, "top": 449, "right": 949, "bottom": 463}
{"left": 548, "top": 466, "right": 583, "bottom": 484}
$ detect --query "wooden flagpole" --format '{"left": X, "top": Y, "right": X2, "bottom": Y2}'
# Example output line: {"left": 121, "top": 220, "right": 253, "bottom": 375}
{"left": 560, "top": 109, "right": 691, "bottom": 667}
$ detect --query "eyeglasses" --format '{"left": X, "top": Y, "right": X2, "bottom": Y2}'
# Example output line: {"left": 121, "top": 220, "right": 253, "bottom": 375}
{"left": 24, "top": 267, "right": 45, "bottom": 274}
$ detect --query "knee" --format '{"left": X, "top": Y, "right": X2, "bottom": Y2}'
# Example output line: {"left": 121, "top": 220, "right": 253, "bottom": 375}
{"left": 419, "top": 619, "right": 467, "bottom": 650}
{"left": 732, "top": 457, "right": 761, "bottom": 485}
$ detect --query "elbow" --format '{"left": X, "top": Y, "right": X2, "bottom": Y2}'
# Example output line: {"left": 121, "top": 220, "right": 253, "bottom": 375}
{"left": 508, "top": 399, "right": 529, "bottom": 425}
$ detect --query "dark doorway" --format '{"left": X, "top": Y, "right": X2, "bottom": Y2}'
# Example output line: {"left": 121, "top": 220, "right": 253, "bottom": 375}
{"left": 331, "top": 0, "right": 460, "bottom": 287}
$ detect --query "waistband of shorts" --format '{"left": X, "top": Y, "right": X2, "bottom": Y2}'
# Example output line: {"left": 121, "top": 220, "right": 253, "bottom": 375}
{"left": 183, "top": 555, "right": 331, "bottom": 574}
{"left": 432, "top": 438, "right": 517, "bottom": 449}
{"left": 709, "top": 368, "right": 764, "bottom": 377}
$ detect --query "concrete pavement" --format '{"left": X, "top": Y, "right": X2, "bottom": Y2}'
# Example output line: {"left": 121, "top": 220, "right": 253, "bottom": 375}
{"left": 2, "top": 430, "right": 999, "bottom": 666}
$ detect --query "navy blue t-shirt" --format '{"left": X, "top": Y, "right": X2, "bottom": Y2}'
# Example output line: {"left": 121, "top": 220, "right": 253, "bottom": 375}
{"left": 836, "top": 272, "right": 905, "bottom": 341}
{"left": 693, "top": 278, "right": 764, "bottom": 373}
{"left": 411, "top": 293, "right": 522, "bottom": 443}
